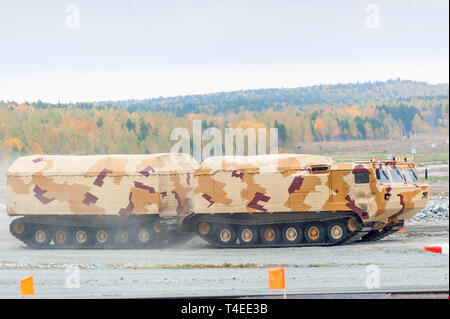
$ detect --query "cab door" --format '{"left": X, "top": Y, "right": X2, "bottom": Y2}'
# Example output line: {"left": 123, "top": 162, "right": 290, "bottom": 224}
{"left": 330, "top": 168, "right": 352, "bottom": 210}
{"left": 347, "top": 166, "right": 377, "bottom": 219}
{"left": 331, "top": 165, "right": 376, "bottom": 220}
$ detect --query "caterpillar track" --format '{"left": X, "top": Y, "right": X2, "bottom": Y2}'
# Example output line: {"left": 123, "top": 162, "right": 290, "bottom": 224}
{"left": 359, "top": 220, "right": 405, "bottom": 242}
{"left": 9, "top": 216, "right": 194, "bottom": 249}
{"left": 9, "top": 212, "right": 404, "bottom": 249}
{"left": 185, "top": 212, "right": 378, "bottom": 248}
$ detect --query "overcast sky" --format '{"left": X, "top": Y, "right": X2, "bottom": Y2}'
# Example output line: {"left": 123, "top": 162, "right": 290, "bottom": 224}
{"left": 0, "top": 0, "right": 448, "bottom": 103}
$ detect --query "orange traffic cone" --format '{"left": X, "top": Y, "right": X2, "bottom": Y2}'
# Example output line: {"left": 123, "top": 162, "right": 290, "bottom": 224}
{"left": 424, "top": 244, "right": 449, "bottom": 255}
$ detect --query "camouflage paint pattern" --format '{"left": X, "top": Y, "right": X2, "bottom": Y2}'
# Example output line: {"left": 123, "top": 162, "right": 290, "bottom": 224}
{"left": 7, "top": 153, "right": 199, "bottom": 222}
{"left": 7, "top": 153, "right": 429, "bottom": 225}
{"left": 193, "top": 154, "right": 430, "bottom": 224}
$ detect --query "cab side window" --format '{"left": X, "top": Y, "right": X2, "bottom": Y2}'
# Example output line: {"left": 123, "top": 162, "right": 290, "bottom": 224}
{"left": 355, "top": 172, "right": 370, "bottom": 184}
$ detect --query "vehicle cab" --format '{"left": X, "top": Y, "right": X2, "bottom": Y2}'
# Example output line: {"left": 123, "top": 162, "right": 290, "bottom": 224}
{"left": 370, "top": 155, "right": 430, "bottom": 222}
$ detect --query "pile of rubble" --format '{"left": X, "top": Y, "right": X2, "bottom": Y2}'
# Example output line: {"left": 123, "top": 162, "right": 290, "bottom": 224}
{"left": 410, "top": 196, "right": 449, "bottom": 223}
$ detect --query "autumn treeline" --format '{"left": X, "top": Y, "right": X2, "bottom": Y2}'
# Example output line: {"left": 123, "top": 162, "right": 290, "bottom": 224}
{"left": 0, "top": 93, "right": 448, "bottom": 157}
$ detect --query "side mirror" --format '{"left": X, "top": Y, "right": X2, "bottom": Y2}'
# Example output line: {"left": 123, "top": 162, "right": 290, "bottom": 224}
{"left": 425, "top": 167, "right": 428, "bottom": 180}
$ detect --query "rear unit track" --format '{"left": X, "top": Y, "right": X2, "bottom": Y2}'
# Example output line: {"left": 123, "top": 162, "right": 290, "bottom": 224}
{"left": 185, "top": 212, "right": 378, "bottom": 248}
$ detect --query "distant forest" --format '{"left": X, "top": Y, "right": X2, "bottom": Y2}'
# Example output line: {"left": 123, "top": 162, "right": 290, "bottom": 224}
{"left": 1, "top": 79, "right": 448, "bottom": 156}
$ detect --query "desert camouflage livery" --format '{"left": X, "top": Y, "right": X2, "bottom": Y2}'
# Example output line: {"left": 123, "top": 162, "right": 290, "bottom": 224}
{"left": 193, "top": 154, "right": 429, "bottom": 223}
{"left": 7, "top": 153, "right": 198, "bottom": 219}
{"left": 6, "top": 153, "right": 429, "bottom": 248}
{"left": 7, "top": 153, "right": 199, "bottom": 248}
{"left": 185, "top": 153, "right": 430, "bottom": 247}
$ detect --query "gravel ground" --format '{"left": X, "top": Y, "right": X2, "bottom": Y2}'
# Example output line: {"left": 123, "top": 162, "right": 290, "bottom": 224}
{"left": 417, "top": 164, "right": 448, "bottom": 193}
{"left": 0, "top": 166, "right": 448, "bottom": 298}
{"left": 417, "top": 164, "right": 449, "bottom": 178}
{"left": 0, "top": 198, "right": 448, "bottom": 298}
{"left": 408, "top": 196, "right": 449, "bottom": 224}
{"left": 0, "top": 222, "right": 447, "bottom": 298}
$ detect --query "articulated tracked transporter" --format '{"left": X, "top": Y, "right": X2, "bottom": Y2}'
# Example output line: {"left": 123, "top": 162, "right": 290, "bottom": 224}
{"left": 6, "top": 153, "right": 429, "bottom": 248}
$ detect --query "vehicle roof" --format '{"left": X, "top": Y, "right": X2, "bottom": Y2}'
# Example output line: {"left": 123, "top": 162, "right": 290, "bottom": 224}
{"left": 196, "top": 154, "right": 334, "bottom": 174}
{"left": 7, "top": 153, "right": 199, "bottom": 176}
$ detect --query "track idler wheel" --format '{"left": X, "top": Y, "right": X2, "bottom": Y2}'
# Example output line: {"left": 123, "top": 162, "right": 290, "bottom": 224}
{"left": 304, "top": 223, "right": 325, "bottom": 243}
{"left": 10, "top": 219, "right": 29, "bottom": 239}
{"left": 282, "top": 224, "right": 303, "bottom": 244}
{"left": 196, "top": 221, "right": 211, "bottom": 236}
{"left": 347, "top": 217, "right": 359, "bottom": 233}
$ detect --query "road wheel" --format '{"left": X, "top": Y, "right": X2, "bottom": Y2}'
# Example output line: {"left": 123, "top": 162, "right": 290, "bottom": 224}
{"left": 304, "top": 223, "right": 325, "bottom": 243}
{"left": 327, "top": 221, "right": 348, "bottom": 243}
{"left": 114, "top": 227, "right": 133, "bottom": 247}
{"left": 31, "top": 225, "right": 52, "bottom": 247}
{"left": 282, "top": 224, "right": 302, "bottom": 244}
{"left": 93, "top": 228, "right": 113, "bottom": 248}
{"left": 53, "top": 227, "right": 73, "bottom": 248}
{"left": 260, "top": 225, "right": 281, "bottom": 245}
{"left": 215, "top": 224, "right": 237, "bottom": 245}
{"left": 238, "top": 225, "right": 259, "bottom": 246}
{"left": 72, "top": 228, "right": 93, "bottom": 248}
{"left": 134, "top": 226, "right": 155, "bottom": 247}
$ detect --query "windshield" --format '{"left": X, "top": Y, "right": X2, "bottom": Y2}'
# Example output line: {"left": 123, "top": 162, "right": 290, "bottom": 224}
{"left": 390, "top": 169, "right": 405, "bottom": 183}
{"left": 376, "top": 168, "right": 391, "bottom": 184}
{"left": 404, "top": 169, "right": 419, "bottom": 183}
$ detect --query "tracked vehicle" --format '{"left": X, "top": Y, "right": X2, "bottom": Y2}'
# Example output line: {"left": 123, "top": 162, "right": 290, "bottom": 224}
{"left": 182, "top": 154, "right": 430, "bottom": 247}
{"left": 6, "top": 153, "right": 430, "bottom": 248}
{"left": 7, "top": 153, "right": 198, "bottom": 248}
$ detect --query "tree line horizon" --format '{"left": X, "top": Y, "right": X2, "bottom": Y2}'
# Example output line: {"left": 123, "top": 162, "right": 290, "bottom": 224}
{"left": 1, "top": 79, "right": 448, "bottom": 157}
